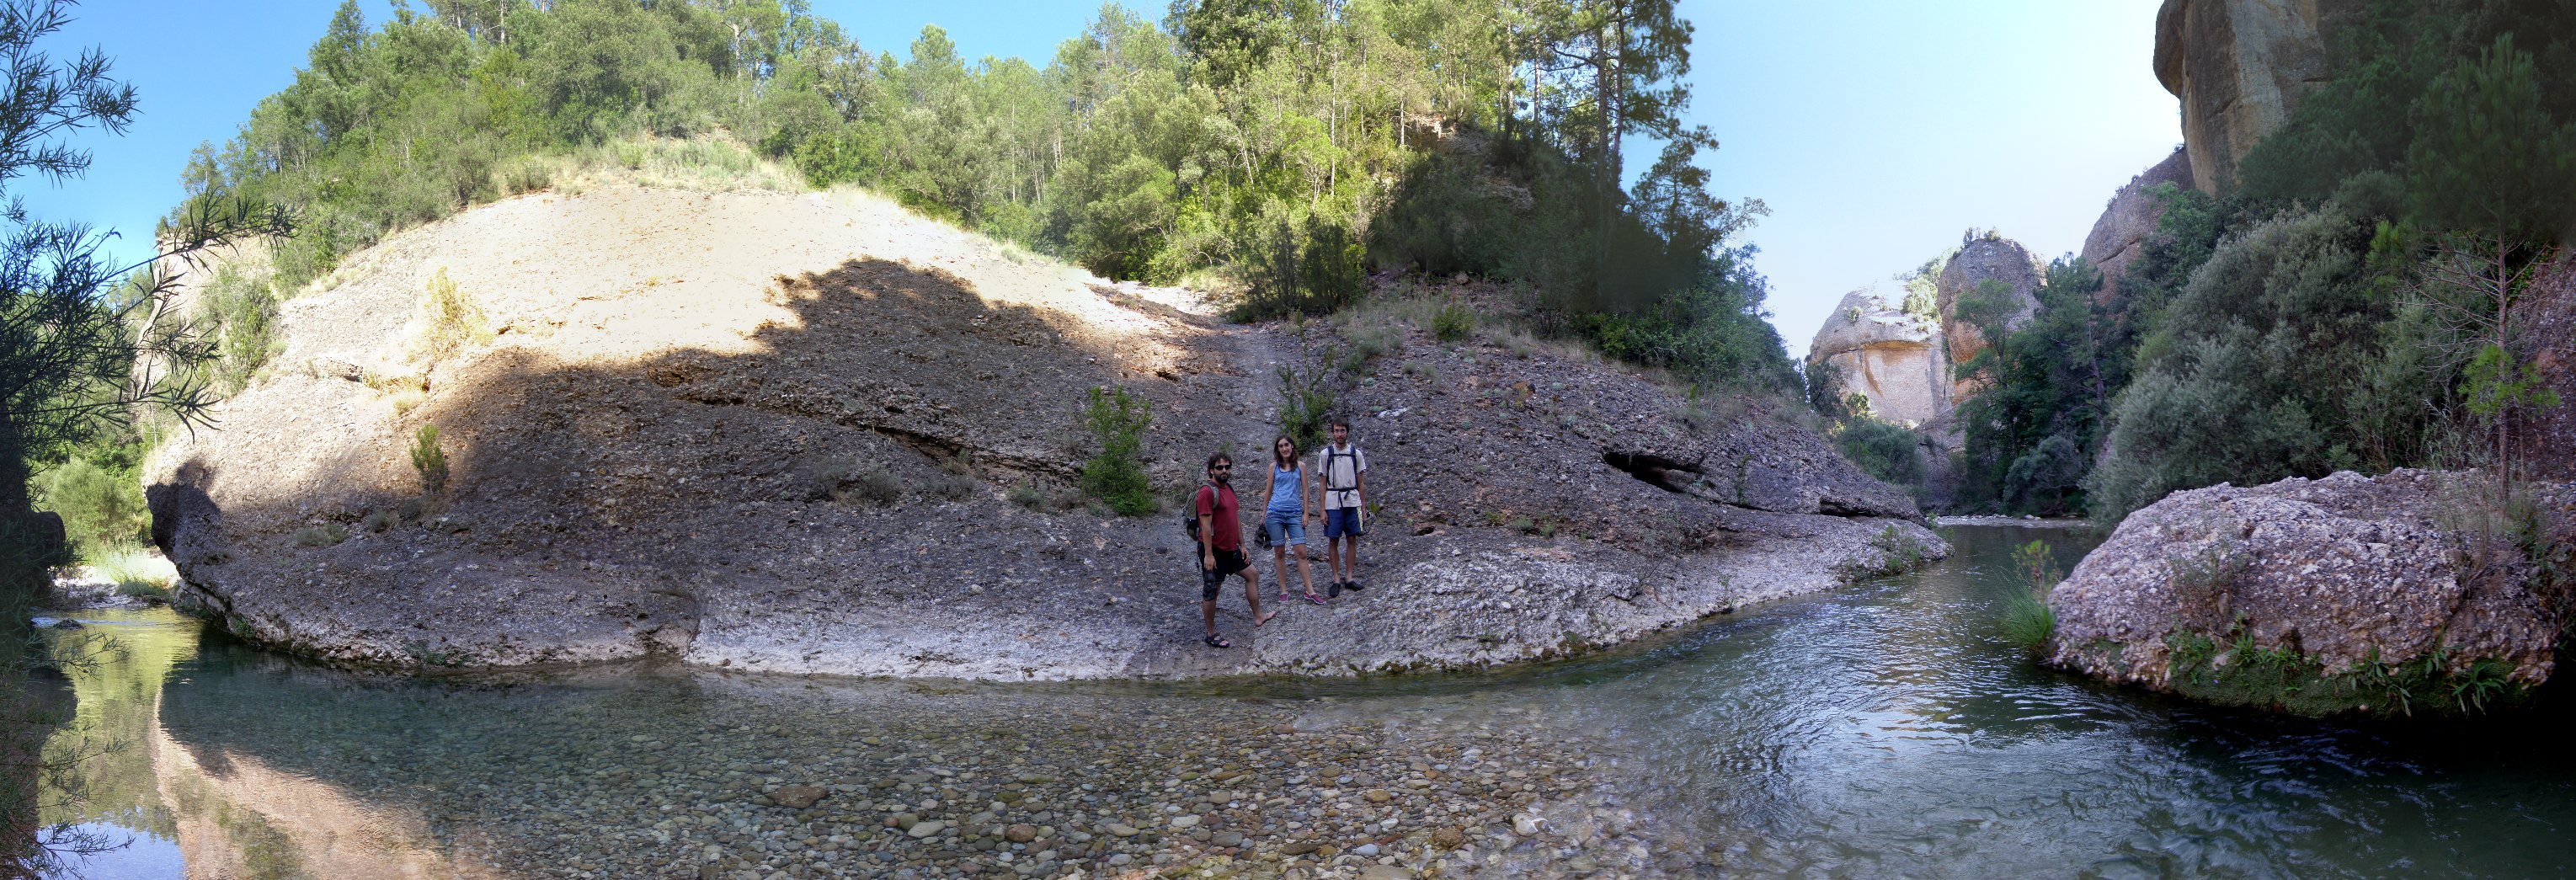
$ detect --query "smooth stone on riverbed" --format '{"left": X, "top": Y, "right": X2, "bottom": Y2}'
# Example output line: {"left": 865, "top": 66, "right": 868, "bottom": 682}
{"left": 1106, "top": 824, "right": 1139, "bottom": 837}
{"left": 770, "top": 786, "right": 826, "bottom": 809}
{"left": 1170, "top": 815, "right": 1200, "bottom": 829}
{"left": 907, "top": 820, "right": 946, "bottom": 838}
{"left": 1005, "top": 824, "right": 1037, "bottom": 843}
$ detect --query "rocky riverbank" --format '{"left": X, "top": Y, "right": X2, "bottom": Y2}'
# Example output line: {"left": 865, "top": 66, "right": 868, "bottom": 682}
{"left": 2044, "top": 469, "right": 2568, "bottom": 715}
{"left": 145, "top": 184, "right": 1939, "bottom": 680}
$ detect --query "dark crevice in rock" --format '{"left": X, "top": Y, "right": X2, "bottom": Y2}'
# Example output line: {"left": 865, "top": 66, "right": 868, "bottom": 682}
{"left": 1603, "top": 451, "right": 1702, "bottom": 494}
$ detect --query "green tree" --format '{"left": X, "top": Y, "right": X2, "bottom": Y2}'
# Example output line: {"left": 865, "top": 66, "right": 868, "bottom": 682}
{"left": 3, "top": 0, "right": 289, "bottom": 599}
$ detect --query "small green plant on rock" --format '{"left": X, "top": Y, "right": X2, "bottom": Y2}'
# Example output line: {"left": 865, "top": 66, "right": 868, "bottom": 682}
{"left": 292, "top": 524, "right": 348, "bottom": 547}
{"left": 1868, "top": 525, "right": 1928, "bottom": 572}
{"left": 1080, "top": 386, "right": 1156, "bottom": 516}
{"left": 410, "top": 424, "right": 450, "bottom": 497}
{"left": 1432, "top": 302, "right": 1475, "bottom": 343}
{"left": 1276, "top": 360, "right": 1339, "bottom": 451}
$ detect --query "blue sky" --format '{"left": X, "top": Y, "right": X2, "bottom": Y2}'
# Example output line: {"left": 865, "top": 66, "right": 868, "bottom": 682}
{"left": 19, "top": 1, "right": 2177, "bottom": 360}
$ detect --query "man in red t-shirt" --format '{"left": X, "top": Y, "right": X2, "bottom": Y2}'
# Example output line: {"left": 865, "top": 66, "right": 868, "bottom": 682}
{"left": 1195, "top": 451, "right": 1274, "bottom": 648}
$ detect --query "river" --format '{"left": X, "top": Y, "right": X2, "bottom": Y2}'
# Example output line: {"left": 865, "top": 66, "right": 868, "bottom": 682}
{"left": 19, "top": 525, "right": 2576, "bottom": 878}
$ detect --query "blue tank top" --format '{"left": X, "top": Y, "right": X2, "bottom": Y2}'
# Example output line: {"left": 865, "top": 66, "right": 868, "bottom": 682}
{"left": 1267, "top": 463, "right": 1304, "bottom": 515}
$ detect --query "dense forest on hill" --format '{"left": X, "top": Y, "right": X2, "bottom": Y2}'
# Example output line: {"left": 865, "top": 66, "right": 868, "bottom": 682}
{"left": 1940, "top": 0, "right": 2576, "bottom": 521}
{"left": 19, "top": 0, "right": 1799, "bottom": 567}
{"left": 173, "top": 0, "right": 1788, "bottom": 382}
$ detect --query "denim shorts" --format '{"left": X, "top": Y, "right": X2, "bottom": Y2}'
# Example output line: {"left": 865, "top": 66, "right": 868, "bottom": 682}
{"left": 1262, "top": 509, "right": 1308, "bottom": 547}
{"left": 1323, "top": 507, "right": 1364, "bottom": 539}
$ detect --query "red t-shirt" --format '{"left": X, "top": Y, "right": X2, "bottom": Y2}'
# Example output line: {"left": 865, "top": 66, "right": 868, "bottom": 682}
{"left": 1195, "top": 483, "right": 1241, "bottom": 551}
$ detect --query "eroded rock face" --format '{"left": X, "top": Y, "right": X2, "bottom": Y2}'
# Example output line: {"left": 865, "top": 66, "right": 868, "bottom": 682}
{"left": 2046, "top": 469, "right": 2561, "bottom": 712}
{"left": 1933, "top": 237, "right": 2041, "bottom": 403}
{"left": 2081, "top": 147, "right": 2196, "bottom": 296}
{"left": 2520, "top": 261, "right": 2576, "bottom": 480}
{"left": 1806, "top": 289, "right": 1946, "bottom": 425}
{"left": 2154, "top": 0, "right": 2336, "bottom": 193}
{"left": 147, "top": 184, "right": 1937, "bottom": 680}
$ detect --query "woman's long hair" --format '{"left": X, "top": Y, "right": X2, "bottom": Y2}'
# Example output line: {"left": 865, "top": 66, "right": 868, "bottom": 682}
{"left": 1272, "top": 435, "right": 1301, "bottom": 470}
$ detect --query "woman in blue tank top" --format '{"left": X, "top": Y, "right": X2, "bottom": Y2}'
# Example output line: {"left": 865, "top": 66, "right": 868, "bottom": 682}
{"left": 1262, "top": 435, "right": 1326, "bottom": 605}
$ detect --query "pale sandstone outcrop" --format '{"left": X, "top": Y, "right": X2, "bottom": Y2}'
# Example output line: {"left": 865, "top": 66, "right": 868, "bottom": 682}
{"left": 2081, "top": 147, "right": 2197, "bottom": 296}
{"left": 1933, "top": 236, "right": 2042, "bottom": 404}
{"left": 2153, "top": 0, "right": 2337, "bottom": 193}
{"left": 147, "top": 184, "right": 1936, "bottom": 680}
{"left": 1806, "top": 288, "right": 1946, "bottom": 425}
{"left": 2046, "top": 469, "right": 2563, "bottom": 713}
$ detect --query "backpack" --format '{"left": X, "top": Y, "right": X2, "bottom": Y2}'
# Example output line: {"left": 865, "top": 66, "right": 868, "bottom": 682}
{"left": 1321, "top": 445, "right": 1361, "bottom": 497}
{"left": 1182, "top": 482, "right": 1219, "bottom": 544}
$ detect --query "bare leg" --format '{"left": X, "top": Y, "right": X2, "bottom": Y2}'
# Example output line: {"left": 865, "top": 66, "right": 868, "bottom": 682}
{"left": 1245, "top": 569, "right": 1276, "bottom": 627}
{"left": 1202, "top": 600, "right": 1218, "bottom": 638}
{"left": 1272, "top": 543, "right": 1291, "bottom": 599}
{"left": 1343, "top": 536, "right": 1361, "bottom": 587}
{"left": 1325, "top": 536, "right": 1347, "bottom": 584}
{"left": 1294, "top": 547, "right": 1319, "bottom": 597}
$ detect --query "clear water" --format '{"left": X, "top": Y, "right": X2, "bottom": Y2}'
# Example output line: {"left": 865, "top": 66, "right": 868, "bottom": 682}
{"left": 24, "top": 526, "right": 2576, "bottom": 878}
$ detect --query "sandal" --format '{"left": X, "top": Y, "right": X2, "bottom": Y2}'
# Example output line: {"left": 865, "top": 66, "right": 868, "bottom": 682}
{"left": 1203, "top": 634, "right": 1231, "bottom": 648}
{"left": 1304, "top": 593, "right": 1328, "bottom": 605}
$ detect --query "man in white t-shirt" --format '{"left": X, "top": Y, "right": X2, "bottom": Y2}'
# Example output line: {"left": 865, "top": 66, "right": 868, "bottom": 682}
{"left": 1316, "top": 418, "right": 1369, "bottom": 596}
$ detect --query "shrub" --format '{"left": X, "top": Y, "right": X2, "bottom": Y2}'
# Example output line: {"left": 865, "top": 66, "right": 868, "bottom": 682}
{"left": 419, "top": 269, "right": 493, "bottom": 362}
{"left": 1275, "top": 360, "right": 1339, "bottom": 451}
{"left": 846, "top": 467, "right": 904, "bottom": 504}
{"left": 2083, "top": 206, "right": 2434, "bottom": 521}
{"left": 91, "top": 544, "right": 175, "bottom": 600}
{"left": 1432, "top": 302, "right": 1474, "bottom": 343}
{"left": 1832, "top": 416, "right": 1923, "bottom": 488}
{"left": 292, "top": 524, "right": 348, "bottom": 547}
{"left": 1999, "top": 595, "right": 2056, "bottom": 651}
{"left": 410, "top": 424, "right": 450, "bottom": 496}
{"left": 1997, "top": 540, "right": 2064, "bottom": 651}
{"left": 917, "top": 471, "right": 973, "bottom": 499}
{"left": 32, "top": 456, "right": 148, "bottom": 554}
{"left": 1008, "top": 481, "right": 1047, "bottom": 511}
{"left": 363, "top": 507, "right": 401, "bottom": 533}
{"left": 1079, "top": 386, "right": 1156, "bottom": 516}
{"left": 199, "top": 268, "right": 282, "bottom": 394}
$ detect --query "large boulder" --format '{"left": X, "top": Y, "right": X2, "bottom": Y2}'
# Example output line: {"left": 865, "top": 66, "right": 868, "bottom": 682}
{"left": 146, "top": 184, "right": 1938, "bottom": 680}
{"left": 1933, "top": 236, "right": 2041, "bottom": 404}
{"left": 2153, "top": 0, "right": 2338, "bottom": 193}
{"left": 1806, "top": 288, "right": 1946, "bottom": 425}
{"left": 2045, "top": 469, "right": 2563, "bottom": 715}
{"left": 2080, "top": 147, "right": 2197, "bottom": 297}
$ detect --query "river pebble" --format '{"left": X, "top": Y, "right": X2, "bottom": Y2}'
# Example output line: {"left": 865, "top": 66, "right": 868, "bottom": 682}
{"left": 160, "top": 671, "right": 1680, "bottom": 878}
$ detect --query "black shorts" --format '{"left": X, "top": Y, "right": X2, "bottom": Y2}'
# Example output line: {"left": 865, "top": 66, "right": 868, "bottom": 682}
{"left": 1199, "top": 547, "right": 1249, "bottom": 600}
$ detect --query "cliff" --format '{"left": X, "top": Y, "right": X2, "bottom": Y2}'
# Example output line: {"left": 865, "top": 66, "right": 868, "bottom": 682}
{"left": 1805, "top": 289, "right": 1946, "bottom": 426}
{"left": 1933, "top": 236, "right": 2044, "bottom": 406}
{"left": 2081, "top": 147, "right": 2197, "bottom": 297}
{"left": 146, "top": 184, "right": 1937, "bottom": 680}
{"left": 2153, "top": 0, "right": 2339, "bottom": 193}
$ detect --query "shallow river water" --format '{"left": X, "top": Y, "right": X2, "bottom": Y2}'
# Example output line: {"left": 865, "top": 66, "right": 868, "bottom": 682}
{"left": 26, "top": 526, "right": 2576, "bottom": 879}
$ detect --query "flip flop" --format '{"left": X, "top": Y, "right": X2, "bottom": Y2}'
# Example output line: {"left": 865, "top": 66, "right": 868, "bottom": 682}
{"left": 1304, "top": 593, "right": 1328, "bottom": 605}
{"left": 1203, "top": 634, "right": 1231, "bottom": 648}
